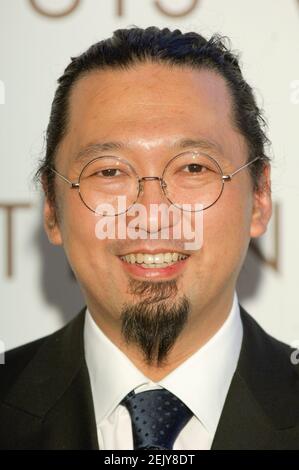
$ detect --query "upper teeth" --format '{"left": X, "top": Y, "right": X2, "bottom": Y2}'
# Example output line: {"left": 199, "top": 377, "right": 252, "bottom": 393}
{"left": 120, "top": 252, "right": 188, "bottom": 264}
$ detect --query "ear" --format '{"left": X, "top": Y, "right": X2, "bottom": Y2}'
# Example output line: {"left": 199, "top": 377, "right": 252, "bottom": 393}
{"left": 43, "top": 196, "right": 63, "bottom": 245}
{"left": 250, "top": 164, "right": 272, "bottom": 238}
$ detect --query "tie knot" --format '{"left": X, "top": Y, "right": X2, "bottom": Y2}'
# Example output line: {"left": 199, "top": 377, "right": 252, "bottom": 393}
{"left": 120, "top": 388, "right": 193, "bottom": 450}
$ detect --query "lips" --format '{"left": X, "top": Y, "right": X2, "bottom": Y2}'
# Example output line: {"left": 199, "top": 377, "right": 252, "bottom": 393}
{"left": 118, "top": 251, "right": 190, "bottom": 279}
{"left": 119, "top": 252, "right": 189, "bottom": 268}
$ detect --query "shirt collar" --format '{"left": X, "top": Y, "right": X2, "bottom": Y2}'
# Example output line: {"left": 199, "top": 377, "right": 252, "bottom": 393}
{"left": 84, "top": 291, "right": 243, "bottom": 434}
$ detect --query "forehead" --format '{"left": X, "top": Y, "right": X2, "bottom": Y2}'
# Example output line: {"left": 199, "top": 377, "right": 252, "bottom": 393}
{"left": 61, "top": 62, "right": 246, "bottom": 165}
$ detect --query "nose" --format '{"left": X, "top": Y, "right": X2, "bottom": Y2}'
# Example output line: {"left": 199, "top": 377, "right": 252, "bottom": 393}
{"left": 138, "top": 176, "right": 168, "bottom": 205}
{"left": 138, "top": 176, "right": 168, "bottom": 207}
{"left": 130, "top": 176, "right": 177, "bottom": 236}
{"left": 139, "top": 176, "right": 167, "bottom": 193}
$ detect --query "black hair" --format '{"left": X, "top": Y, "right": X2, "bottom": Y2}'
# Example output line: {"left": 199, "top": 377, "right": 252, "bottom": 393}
{"left": 35, "top": 26, "right": 270, "bottom": 207}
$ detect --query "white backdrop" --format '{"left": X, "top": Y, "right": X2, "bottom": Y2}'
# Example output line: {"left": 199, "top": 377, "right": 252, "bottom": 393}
{"left": 1, "top": 0, "right": 299, "bottom": 351}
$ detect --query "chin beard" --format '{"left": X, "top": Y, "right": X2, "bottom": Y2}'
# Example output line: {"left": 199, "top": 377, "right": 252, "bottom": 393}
{"left": 120, "top": 278, "right": 190, "bottom": 367}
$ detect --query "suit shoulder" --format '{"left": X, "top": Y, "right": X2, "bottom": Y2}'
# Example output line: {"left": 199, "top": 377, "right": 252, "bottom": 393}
{"left": 0, "top": 327, "right": 65, "bottom": 399}
{"left": 240, "top": 306, "right": 299, "bottom": 375}
{"left": 0, "top": 309, "right": 86, "bottom": 401}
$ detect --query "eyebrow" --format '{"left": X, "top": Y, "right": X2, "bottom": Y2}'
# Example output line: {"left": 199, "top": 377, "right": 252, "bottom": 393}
{"left": 177, "top": 138, "right": 223, "bottom": 154}
{"left": 73, "top": 137, "right": 224, "bottom": 164}
{"left": 74, "top": 141, "right": 124, "bottom": 163}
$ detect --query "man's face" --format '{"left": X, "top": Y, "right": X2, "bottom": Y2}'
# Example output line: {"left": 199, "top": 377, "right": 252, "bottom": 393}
{"left": 44, "top": 63, "right": 271, "bottom": 365}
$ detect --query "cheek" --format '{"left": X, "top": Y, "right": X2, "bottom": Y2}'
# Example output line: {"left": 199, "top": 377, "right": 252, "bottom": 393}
{"left": 58, "top": 192, "right": 110, "bottom": 277}
{"left": 189, "top": 182, "right": 253, "bottom": 283}
{"left": 206, "top": 184, "right": 253, "bottom": 242}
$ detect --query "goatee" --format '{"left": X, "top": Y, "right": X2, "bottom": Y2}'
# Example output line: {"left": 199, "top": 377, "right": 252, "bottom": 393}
{"left": 120, "top": 278, "right": 190, "bottom": 367}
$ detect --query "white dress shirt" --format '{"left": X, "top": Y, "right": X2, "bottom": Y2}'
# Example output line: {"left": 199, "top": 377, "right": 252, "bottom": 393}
{"left": 84, "top": 292, "right": 243, "bottom": 450}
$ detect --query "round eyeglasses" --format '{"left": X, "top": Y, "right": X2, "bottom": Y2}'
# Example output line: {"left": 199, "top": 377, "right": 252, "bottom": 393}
{"left": 49, "top": 151, "right": 261, "bottom": 216}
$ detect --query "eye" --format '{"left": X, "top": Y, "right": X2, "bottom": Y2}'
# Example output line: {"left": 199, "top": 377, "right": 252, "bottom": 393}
{"left": 182, "top": 164, "right": 207, "bottom": 173}
{"left": 93, "top": 168, "right": 123, "bottom": 178}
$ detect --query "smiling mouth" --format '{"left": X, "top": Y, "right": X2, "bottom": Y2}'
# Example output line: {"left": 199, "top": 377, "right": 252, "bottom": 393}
{"left": 119, "top": 252, "right": 189, "bottom": 269}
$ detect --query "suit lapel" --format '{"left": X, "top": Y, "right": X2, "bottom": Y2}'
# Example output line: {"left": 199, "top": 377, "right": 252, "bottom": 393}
{"left": 3, "top": 308, "right": 99, "bottom": 449}
{"left": 41, "top": 360, "right": 99, "bottom": 449}
{"left": 212, "top": 306, "right": 299, "bottom": 449}
{"left": 211, "top": 371, "right": 275, "bottom": 449}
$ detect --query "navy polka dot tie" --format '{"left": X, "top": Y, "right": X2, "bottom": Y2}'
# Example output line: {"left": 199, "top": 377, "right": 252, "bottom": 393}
{"left": 120, "top": 388, "right": 193, "bottom": 450}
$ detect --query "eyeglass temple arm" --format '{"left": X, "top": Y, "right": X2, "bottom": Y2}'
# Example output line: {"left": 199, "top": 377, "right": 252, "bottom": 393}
{"left": 222, "top": 156, "right": 262, "bottom": 181}
{"left": 50, "top": 167, "right": 79, "bottom": 189}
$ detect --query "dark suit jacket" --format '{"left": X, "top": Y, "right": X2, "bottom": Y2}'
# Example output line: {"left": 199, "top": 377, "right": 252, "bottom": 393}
{"left": 1, "top": 305, "right": 299, "bottom": 450}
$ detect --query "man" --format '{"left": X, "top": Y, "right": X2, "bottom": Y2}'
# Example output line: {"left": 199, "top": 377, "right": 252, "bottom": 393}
{"left": 1, "top": 26, "right": 298, "bottom": 450}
